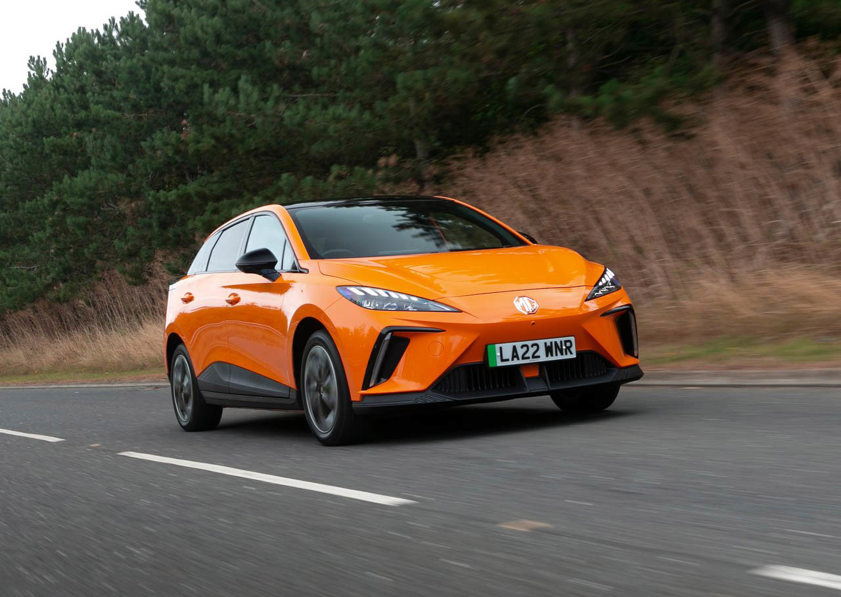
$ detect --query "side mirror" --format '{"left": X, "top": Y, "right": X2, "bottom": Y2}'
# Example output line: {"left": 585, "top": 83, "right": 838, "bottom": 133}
{"left": 519, "top": 231, "right": 538, "bottom": 244}
{"left": 236, "top": 248, "right": 279, "bottom": 281}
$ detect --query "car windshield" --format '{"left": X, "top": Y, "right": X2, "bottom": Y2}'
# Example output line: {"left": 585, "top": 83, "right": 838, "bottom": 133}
{"left": 289, "top": 199, "right": 526, "bottom": 259}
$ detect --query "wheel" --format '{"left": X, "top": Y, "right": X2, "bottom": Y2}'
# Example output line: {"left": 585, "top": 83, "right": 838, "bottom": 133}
{"left": 170, "top": 345, "right": 223, "bottom": 431}
{"left": 550, "top": 383, "right": 620, "bottom": 413}
{"left": 300, "top": 330, "right": 359, "bottom": 445}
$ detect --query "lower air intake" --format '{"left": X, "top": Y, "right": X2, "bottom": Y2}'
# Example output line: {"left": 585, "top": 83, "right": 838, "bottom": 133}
{"left": 543, "top": 352, "right": 610, "bottom": 385}
{"left": 433, "top": 364, "right": 525, "bottom": 397}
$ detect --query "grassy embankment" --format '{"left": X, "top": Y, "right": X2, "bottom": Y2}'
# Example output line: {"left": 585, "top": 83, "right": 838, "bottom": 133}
{"left": 1, "top": 54, "right": 839, "bottom": 384}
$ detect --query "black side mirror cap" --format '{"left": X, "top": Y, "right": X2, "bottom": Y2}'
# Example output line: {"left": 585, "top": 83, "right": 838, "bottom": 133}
{"left": 236, "top": 248, "right": 279, "bottom": 281}
{"left": 519, "top": 231, "right": 538, "bottom": 244}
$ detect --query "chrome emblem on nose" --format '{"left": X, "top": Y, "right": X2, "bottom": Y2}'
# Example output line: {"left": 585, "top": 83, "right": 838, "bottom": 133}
{"left": 513, "top": 296, "right": 539, "bottom": 315}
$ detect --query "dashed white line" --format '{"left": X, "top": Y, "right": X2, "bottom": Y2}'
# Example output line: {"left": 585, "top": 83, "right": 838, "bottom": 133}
{"left": 564, "top": 499, "right": 594, "bottom": 506}
{"left": 783, "top": 529, "right": 837, "bottom": 539}
{"left": 440, "top": 559, "right": 473, "bottom": 569}
{"left": 0, "top": 428, "right": 64, "bottom": 443}
{"left": 118, "top": 452, "right": 417, "bottom": 507}
{"left": 750, "top": 566, "right": 841, "bottom": 591}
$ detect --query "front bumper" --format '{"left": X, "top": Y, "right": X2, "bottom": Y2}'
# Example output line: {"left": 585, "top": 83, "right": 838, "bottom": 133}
{"left": 352, "top": 352, "right": 643, "bottom": 412}
{"left": 326, "top": 286, "right": 642, "bottom": 402}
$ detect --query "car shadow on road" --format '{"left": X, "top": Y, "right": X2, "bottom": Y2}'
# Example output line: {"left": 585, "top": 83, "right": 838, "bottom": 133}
{"left": 215, "top": 411, "right": 311, "bottom": 439}
{"left": 211, "top": 401, "right": 641, "bottom": 446}
{"left": 362, "top": 400, "right": 641, "bottom": 445}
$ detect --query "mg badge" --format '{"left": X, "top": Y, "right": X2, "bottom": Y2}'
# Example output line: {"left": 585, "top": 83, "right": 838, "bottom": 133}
{"left": 513, "top": 296, "right": 539, "bottom": 315}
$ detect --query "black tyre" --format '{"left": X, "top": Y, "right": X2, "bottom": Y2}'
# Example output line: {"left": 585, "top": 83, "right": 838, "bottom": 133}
{"left": 550, "top": 383, "right": 620, "bottom": 413}
{"left": 300, "top": 330, "right": 359, "bottom": 445}
{"left": 170, "top": 344, "right": 223, "bottom": 431}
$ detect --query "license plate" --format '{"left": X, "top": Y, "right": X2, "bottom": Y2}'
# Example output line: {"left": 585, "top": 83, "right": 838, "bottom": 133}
{"left": 487, "top": 336, "right": 576, "bottom": 367}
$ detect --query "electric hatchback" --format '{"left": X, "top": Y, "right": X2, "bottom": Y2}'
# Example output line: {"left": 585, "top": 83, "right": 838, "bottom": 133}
{"left": 164, "top": 196, "right": 642, "bottom": 444}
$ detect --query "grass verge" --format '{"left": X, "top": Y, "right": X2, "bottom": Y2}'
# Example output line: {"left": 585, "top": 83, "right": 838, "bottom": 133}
{"left": 643, "top": 336, "right": 841, "bottom": 370}
{"left": 0, "top": 368, "right": 166, "bottom": 386}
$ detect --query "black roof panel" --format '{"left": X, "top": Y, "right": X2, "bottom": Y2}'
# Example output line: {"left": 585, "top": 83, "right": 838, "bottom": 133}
{"left": 284, "top": 195, "right": 449, "bottom": 211}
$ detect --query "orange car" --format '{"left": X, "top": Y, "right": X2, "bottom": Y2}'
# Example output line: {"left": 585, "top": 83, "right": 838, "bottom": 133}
{"left": 164, "top": 196, "right": 642, "bottom": 444}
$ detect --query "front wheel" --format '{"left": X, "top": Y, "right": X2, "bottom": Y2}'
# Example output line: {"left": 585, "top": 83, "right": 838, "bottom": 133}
{"left": 550, "top": 383, "right": 620, "bottom": 413}
{"left": 300, "top": 330, "right": 359, "bottom": 445}
{"left": 170, "top": 345, "right": 223, "bottom": 431}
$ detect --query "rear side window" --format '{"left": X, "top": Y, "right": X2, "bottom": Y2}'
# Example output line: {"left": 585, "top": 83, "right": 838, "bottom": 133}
{"left": 187, "top": 234, "right": 216, "bottom": 275}
{"left": 207, "top": 219, "right": 249, "bottom": 272}
{"left": 245, "top": 215, "right": 296, "bottom": 271}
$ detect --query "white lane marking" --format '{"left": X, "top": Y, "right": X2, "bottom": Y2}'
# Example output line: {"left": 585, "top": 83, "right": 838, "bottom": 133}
{"left": 118, "top": 452, "right": 416, "bottom": 507}
{"left": 751, "top": 566, "right": 841, "bottom": 591}
{"left": 0, "top": 428, "right": 64, "bottom": 443}
{"left": 783, "top": 529, "right": 837, "bottom": 539}
{"left": 440, "top": 559, "right": 473, "bottom": 569}
{"left": 657, "top": 556, "right": 701, "bottom": 567}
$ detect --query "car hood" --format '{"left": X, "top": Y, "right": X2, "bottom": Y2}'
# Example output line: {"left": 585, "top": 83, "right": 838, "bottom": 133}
{"left": 316, "top": 245, "right": 595, "bottom": 299}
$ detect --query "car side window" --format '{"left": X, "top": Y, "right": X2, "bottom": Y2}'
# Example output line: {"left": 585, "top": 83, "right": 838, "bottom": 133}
{"left": 246, "top": 214, "right": 297, "bottom": 271}
{"left": 206, "top": 219, "right": 249, "bottom": 272}
{"left": 187, "top": 234, "right": 216, "bottom": 275}
{"left": 280, "top": 241, "right": 296, "bottom": 271}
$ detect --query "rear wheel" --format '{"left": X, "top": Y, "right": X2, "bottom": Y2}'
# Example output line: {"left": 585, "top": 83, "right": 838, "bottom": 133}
{"left": 170, "top": 345, "right": 222, "bottom": 431}
{"left": 301, "top": 330, "right": 359, "bottom": 445}
{"left": 550, "top": 383, "right": 619, "bottom": 413}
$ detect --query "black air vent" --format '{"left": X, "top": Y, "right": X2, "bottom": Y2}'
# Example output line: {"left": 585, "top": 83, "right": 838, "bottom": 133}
{"left": 615, "top": 309, "right": 639, "bottom": 357}
{"left": 542, "top": 352, "right": 610, "bottom": 385}
{"left": 433, "top": 364, "right": 525, "bottom": 397}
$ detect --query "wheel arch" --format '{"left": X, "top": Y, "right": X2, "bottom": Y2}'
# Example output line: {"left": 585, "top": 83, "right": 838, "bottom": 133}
{"left": 291, "top": 317, "right": 327, "bottom": 389}
{"left": 165, "top": 332, "right": 185, "bottom": 378}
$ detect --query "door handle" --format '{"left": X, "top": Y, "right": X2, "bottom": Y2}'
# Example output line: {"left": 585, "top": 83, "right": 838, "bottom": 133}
{"left": 180, "top": 292, "right": 194, "bottom": 304}
{"left": 226, "top": 293, "right": 241, "bottom": 306}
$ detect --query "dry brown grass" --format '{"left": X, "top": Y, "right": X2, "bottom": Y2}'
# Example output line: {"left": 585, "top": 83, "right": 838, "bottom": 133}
{"left": 3, "top": 52, "right": 841, "bottom": 378}
{"left": 0, "top": 319, "right": 163, "bottom": 378}
{"left": 639, "top": 267, "right": 841, "bottom": 341}
{"left": 434, "top": 52, "right": 841, "bottom": 342}
{"left": 0, "top": 270, "right": 167, "bottom": 376}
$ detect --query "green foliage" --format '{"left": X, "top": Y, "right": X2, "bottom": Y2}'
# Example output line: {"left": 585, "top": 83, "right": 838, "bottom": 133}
{"left": 0, "top": 0, "right": 836, "bottom": 311}
{"left": 792, "top": 0, "right": 841, "bottom": 40}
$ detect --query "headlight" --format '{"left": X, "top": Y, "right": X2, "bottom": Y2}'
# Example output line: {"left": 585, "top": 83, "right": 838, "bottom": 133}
{"left": 586, "top": 267, "right": 621, "bottom": 301}
{"left": 337, "top": 286, "right": 459, "bottom": 312}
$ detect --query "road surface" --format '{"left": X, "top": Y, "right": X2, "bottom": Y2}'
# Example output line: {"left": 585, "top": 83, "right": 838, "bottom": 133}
{"left": 1, "top": 383, "right": 839, "bottom": 596}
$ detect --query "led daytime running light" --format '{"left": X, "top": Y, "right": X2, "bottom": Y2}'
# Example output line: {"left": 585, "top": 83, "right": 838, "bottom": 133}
{"left": 337, "top": 286, "right": 459, "bottom": 312}
{"left": 586, "top": 267, "right": 621, "bottom": 301}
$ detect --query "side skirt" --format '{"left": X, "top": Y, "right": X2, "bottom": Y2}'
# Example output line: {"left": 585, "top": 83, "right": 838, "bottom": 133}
{"left": 198, "top": 362, "right": 300, "bottom": 410}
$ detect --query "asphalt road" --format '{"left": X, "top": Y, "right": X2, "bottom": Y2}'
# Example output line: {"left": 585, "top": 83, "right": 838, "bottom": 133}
{"left": 2, "top": 383, "right": 840, "bottom": 596}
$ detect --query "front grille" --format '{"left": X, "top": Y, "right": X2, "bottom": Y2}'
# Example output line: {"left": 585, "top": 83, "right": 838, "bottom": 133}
{"left": 543, "top": 352, "right": 610, "bottom": 385}
{"left": 433, "top": 364, "right": 524, "bottom": 397}
{"left": 432, "top": 352, "right": 613, "bottom": 398}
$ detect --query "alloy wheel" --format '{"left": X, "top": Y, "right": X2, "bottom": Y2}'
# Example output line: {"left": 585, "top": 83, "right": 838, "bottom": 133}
{"left": 303, "top": 345, "right": 339, "bottom": 434}
{"left": 172, "top": 353, "right": 194, "bottom": 423}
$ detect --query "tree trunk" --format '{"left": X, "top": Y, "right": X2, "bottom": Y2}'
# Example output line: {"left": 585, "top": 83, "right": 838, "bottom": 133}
{"left": 566, "top": 27, "right": 580, "bottom": 130}
{"left": 413, "top": 137, "right": 430, "bottom": 192}
{"left": 566, "top": 27, "right": 579, "bottom": 97}
{"left": 761, "top": 0, "right": 794, "bottom": 57}
{"left": 712, "top": 0, "right": 726, "bottom": 69}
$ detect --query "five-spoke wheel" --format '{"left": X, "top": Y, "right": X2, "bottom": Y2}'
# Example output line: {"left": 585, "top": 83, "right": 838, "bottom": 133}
{"left": 170, "top": 344, "right": 222, "bottom": 431}
{"left": 301, "top": 330, "right": 358, "bottom": 445}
